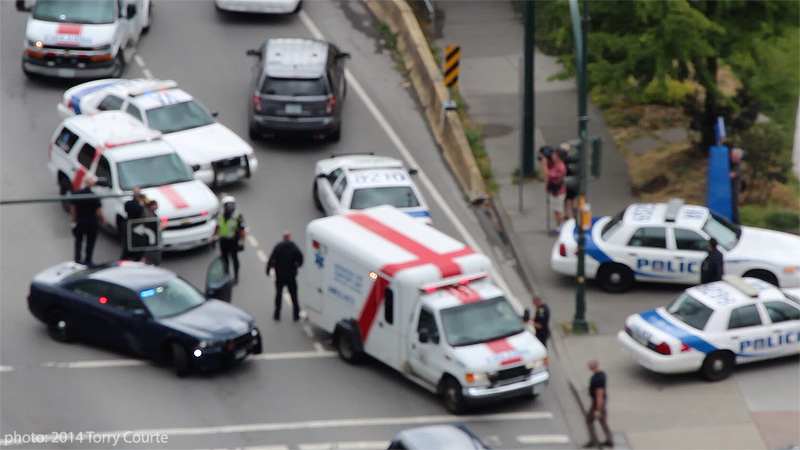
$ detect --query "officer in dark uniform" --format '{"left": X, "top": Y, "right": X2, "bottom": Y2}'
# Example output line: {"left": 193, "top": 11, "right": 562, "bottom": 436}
{"left": 532, "top": 296, "right": 551, "bottom": 347}
{"left": 266, "top": 230, "right": 304, "bottom": 321}
{"left": 70, "top": 174, "right": 106, "bottom": 266}
{"left": 120, "top": 187, "right": 145, "bottom": 261}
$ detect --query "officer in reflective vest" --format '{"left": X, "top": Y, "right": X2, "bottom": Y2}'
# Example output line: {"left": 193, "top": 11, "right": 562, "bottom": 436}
{"left": 216, "top": 196, "right": 246, "bottom": 283}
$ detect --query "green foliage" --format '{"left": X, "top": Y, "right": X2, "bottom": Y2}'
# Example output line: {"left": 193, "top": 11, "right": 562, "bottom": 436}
{"left": 734, "top": 121, "right": 793, "bottom": 201}
{"left": 639, "top": 77, "right": 695, "bottom": 105}
{"left": 765, "top": 211, "right": 800, "bottom": 233}
{"left": 740, "top": 205, "right": 800, "bottom": 234}
{"left": 378, "top": 23, "right": 396, "bottom": 50}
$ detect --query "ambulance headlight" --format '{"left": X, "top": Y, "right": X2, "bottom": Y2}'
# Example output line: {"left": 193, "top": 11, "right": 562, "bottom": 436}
{"left": 465, "top": 372, "right": 488, "bottom": 383}
{"left": 531, "top": 358, "right": 548, "bottom": 373}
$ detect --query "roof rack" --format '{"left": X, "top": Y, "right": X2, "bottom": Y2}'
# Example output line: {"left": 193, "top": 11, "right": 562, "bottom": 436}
{"left": 722, "top": 274, "right": 759, "bottom": 298}
{"left": 128, "top": 79, "right": 178, "bottom": 97}
{"left": 664, "top": 198, "right": 685, "bottom": 222}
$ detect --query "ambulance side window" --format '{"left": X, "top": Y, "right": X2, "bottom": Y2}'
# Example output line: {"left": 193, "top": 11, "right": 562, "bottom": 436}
{"left": 764, "top": 301, "right": 800, "bottom": 323}
{"left": 674, "top": 229, "right": 707, "bottom": 251}
{"left": 384, "top": 288, "right": 394, "bottom": 324}
{"left": 95, "top": 156, "right": 111, "bottom": 185}
{"left": 728, "top": 305, "right": 762, "bottom": 329}
{"left": 76, "top": 144, "right": 96, "bottom": 169}
{"left": 417, "top": 309, "right": 438, "bottom": 343}
{"left": 628, "top": 227, "right": 666, "bottom": 248}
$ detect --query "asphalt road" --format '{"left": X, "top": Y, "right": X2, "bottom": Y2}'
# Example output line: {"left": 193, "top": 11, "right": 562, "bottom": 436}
{"left": 1, "top": 2, "right": 574, "bottom": 449}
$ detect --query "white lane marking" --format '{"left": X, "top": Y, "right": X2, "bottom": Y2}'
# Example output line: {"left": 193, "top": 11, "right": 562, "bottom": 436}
{"left": 517, "top": 434, "right": 571, "bottom": 444}
{"left": 1, "top": 411, "right": 551, "bottom": 446}
{"left": 257, "top": 249, "right": 268, "bottom": 263}
{"left": 133, "top": 54, "right": 146, "bottom": 68}
{"left": 250, "top": 351, "right": 336, "bottom": 361}
{"left": 306, "top": 325, "right": 316, "bottom": 339}
{"left": 0, "top": 365, "right": 14, "bottom": 372}
{"left": 42, "top": 359, "right": 146, "bottom": 369}
{"left": 299, "top": 12, "right": 521, "bottom": 310}
{"left": 247, "top": 234, "right": 259, "bottom": 248}
{"left": 283, "top": 291, "right": 292, "bottom": 307}
{"left": 313, "top": 342, "right": 325, "bottom": 353}
{"left": 239, "top": 447, "right": 288, "bottom": 450}
{"left": 299, "top": 443, "right": 387, "bottom": 450}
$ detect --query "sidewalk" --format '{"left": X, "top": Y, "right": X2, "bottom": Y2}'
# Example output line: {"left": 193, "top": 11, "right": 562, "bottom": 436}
{"left": 431, "top": 2, "right": 790, "bottom": 449}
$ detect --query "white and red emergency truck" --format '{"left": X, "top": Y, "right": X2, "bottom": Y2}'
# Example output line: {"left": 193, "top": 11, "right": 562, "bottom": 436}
{"left": 305, "top": 205, "right": 549, "bottom": 414}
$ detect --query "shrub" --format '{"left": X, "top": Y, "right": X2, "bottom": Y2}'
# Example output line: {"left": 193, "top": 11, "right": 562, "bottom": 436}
{"left": 640, "top": 77, "right": 695, "bottom": 105}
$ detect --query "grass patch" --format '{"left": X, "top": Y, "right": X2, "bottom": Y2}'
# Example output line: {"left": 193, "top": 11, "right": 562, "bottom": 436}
{"left": 378, "top": 22, "right": 409, "bottom": 77}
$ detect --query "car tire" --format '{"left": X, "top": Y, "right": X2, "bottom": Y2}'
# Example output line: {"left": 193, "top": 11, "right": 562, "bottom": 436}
{"left": 742, "top": 270, "right": 779, "bottom": 287}
{"left": 328, "top": 126, "right": 341, "bottom": 142}
{"left": 58, "top": 175, "right": 72, "bottom": 213}
{"left": 597, "top": 263, "right": 634, "bottom": 293}
{"left": 335, "top": 331, "right": 362, "bottom": 364}
{"left": 442, "top": 376, "right": 466, "bottom": 415}
{"left": 47, "top": 309, "right": 75, "bottom": 343}
{"left": 312, "top": 181, "right": 323, "bottom": 212}
{"left": 292, "top": 0, "right": 302, "bottom": 13}
{"left": 111, "top": 52, "right": 126, "bottom": 78}
{"left": 700, "top": 351, "right": 734, "bottom": 381}
{"left": 248, "top": 124, "right": 262, "bottom": 142}
{"left": 171, "top": 342, "right": 192, "bottom": 377}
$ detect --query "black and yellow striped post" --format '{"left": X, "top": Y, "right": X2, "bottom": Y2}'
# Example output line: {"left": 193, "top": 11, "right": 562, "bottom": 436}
{"left": 444, "top": 45, "right": 460, "bottom": 88}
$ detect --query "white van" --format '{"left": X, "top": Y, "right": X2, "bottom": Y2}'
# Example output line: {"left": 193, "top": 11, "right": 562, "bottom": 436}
{"left": 305, "top": 205, "right": 549, "bottom": 414}
{"left": 17, "top": 0, "right": 151, "bottom": 79}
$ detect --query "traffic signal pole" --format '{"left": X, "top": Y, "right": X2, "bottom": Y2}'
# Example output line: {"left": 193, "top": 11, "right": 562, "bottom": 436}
{"left": 569, "top": 0, "right": 589, "bottom": 333}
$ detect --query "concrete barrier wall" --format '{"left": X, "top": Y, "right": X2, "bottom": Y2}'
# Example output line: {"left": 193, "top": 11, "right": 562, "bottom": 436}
{"left": 363, "top": 0, "right": 487, "bottom": 201}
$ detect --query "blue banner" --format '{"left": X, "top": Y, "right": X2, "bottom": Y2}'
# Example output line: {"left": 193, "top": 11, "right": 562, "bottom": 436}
{"left": 707, "top": 145, "right": 732, "bottom": 220}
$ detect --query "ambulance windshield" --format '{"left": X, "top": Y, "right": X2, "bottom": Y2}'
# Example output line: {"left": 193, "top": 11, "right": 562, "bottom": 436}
{"left": 440, "top": 297, "right": 525, "bottom": 347}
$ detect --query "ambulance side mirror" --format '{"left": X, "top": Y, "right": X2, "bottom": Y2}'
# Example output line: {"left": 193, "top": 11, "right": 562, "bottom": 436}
{"left": 125, "top": 3, "right": 136, "bottom": 19}
{"left": 418, "top": 328, "right": 439, "bottom": 345}
{"left": 408, "top": 168, "right": 418, "bottom": 175}
{"left": 522, "top": 308, "right": 531, "bottom": 323}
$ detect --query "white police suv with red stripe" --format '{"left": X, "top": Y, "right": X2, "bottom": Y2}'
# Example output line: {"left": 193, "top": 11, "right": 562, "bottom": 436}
{"left": 56, "top": 78, "right": 257, "bottom": 187}
{"left": 551, "top": 199, "right": 800, "bottom": 292}
{"left": 618, "top": 275, "right": 800, "bottom": 381}
{"left": 16, "top": 0, "right": 151, "bottom": 79}
{"left": 313, "top": 154, "right": 431, "bottom": 224}
{"left": 306, "top": 205, "right": 548, "bottom": 414}
{"left": 48, "top": 111, "right": 219, "bottom": 251}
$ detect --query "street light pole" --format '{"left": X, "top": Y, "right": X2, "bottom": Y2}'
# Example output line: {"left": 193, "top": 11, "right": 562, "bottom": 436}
{"left": 569, "top": 0, "right": 589, "bottom": 333}
{"left": 521, "top": 0, "right": 535, "bottom": 179}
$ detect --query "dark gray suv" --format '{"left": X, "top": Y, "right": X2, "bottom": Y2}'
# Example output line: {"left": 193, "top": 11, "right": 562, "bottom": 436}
{"left": 246, "top": 38, "right": 349, "bottom": 142}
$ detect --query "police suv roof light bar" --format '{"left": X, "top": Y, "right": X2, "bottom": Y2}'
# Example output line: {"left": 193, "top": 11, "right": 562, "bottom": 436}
{"left": 128, "top": 79, "right": 178, "bottom": 97}
{"left": 722, "top": 274, "right": 760, "bottom": 298}
{"left": 664, "top": 198, "right": 685, "bottom": 223}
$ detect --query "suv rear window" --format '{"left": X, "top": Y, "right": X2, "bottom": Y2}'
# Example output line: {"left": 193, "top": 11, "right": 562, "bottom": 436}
{"left": 260, "top": 77, "right": 328, "bottom": 96}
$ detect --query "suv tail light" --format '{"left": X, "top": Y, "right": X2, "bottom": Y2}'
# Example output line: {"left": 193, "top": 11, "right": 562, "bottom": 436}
{"left": 654, "top": 342, "right": 671, "bottom": 355}
{"left": 325, "top": 95, "right": 337, "bottom": 115}
{"left": 252, "top": 94, "right": 262, "bottom": 113}
{"left": 559, "top": 243, "right": 566, "bottom": 257}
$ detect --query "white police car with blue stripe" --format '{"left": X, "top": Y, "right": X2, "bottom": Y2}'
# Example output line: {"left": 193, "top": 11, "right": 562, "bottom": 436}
{"left": 313, "top": 154, "right": 431, "bottom": 224}
{"left": 618, "top": 275, "right": 800, "bottom": 380}
{"left": 550, "top": 199, "right": 800, "bottom": 292}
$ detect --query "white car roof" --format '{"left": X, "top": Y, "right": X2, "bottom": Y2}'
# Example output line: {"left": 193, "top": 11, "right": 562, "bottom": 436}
{"left": 62, "top": 111, "right": 162, "bottom": 147}
{"left": 623, "top": 199, "right": 709, "bottom": 228}
{"left": 686, "top": 276, "right": 790, "bottom": 311}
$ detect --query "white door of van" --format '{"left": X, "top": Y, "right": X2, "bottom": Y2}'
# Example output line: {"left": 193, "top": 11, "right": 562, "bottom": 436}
{"left": 407, "top": 307, "right": 446, "bottom": 385}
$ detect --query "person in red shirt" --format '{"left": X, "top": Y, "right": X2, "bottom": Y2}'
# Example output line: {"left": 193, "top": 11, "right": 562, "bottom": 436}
{"left": 541, "top": 149, "right": 567, "bottom": 234}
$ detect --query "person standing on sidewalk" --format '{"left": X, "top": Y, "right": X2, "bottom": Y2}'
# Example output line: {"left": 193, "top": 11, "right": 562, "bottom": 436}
{"left": 266, "top": 231, "right": 304, "bottom": 321}
{"left": 541, "top": 149, "right": 567, "bottom": 235}
{"left": 584, "top": 359, "right": 614, "bottom": 448}
{"left": 532, "top": 296, "right": 550, "bottom": 347}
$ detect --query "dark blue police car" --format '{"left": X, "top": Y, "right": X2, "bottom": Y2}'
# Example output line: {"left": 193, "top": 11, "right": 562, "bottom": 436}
{"left": 27, "top": 260, "right": 262, "bottom": 376}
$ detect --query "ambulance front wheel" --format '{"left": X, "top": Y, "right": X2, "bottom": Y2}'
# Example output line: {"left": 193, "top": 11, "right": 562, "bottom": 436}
{"left": 442, "top": 377, "right": 465, "bottom": 415}
{"left": 335, "top": 331, "right": 363, "bottom": 364}
{"left": 701, "top": 351, "right": 734, "bottom": 381}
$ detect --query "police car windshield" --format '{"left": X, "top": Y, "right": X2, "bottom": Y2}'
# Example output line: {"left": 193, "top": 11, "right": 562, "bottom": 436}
{"left": 665, "top": 292, "right": 714, "bottom": 330}
{"left": 702, "top": 212, "right": 740, "bottom": 250}
{"left": 440, "top": 297, "right": 525, "bottom": 347}
{"left": 33, "top": 0, "right": 115, "bottom": 24}
{"left": 350, "top": 187, "right": 420, "bottom": 210}
{"left": 146, "top": 101, "right": 215, "bottom": 134}
{"left": 117, "top": 154, "right": 194, "bottom": 190}
{"left": 138, "top": 278, "right": 206, "bottom": 319}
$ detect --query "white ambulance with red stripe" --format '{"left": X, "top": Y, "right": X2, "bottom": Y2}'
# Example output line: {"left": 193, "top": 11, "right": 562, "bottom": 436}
{"left": 305, "top": 205, "right": 549, "bottom": 414}
{"left": 16, "top": 0, "right": 151, "bottom": 79}
{"left": 48, "top": 111, "right": 219, "bottom": 251}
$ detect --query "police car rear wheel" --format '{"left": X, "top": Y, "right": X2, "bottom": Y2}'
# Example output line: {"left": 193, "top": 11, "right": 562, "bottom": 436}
{"left": 442, "top": 377, "right": 465, "bottom": 414}
{"left": 743, "top": 270, "right": 778, "bottom": 287}
{"left": 701, "top": 351, "right": 734, "bottom": 381}
{"left": 597, "top": 263, "right": 633, "bottom": 293}
{"left": 312, "top": 182, "right": 323, "bottom": 212}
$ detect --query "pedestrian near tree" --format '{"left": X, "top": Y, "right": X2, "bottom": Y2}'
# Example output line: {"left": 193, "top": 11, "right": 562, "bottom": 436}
{"left": 558, "top": 143, "right": 577, "bottom": 221}
{"left": 584, "top": 360, "right": 614, "bottom": 448}
{"left": 729, "top": 147, "right": 744, "bottom": 224}
{"left": 266, "top": 231, "right": 304, "bottom": 321}
{"left": 532, "top": 296, "right": 550, "bottom": 347}
{"left": 700, "top": 238, "right": 724, "bottom": 284}
{"left": 70, "top": 174, "right": 106, "bottom": 266}
{"left": 541, "top": 148, "right": 567, "bottom": 235}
